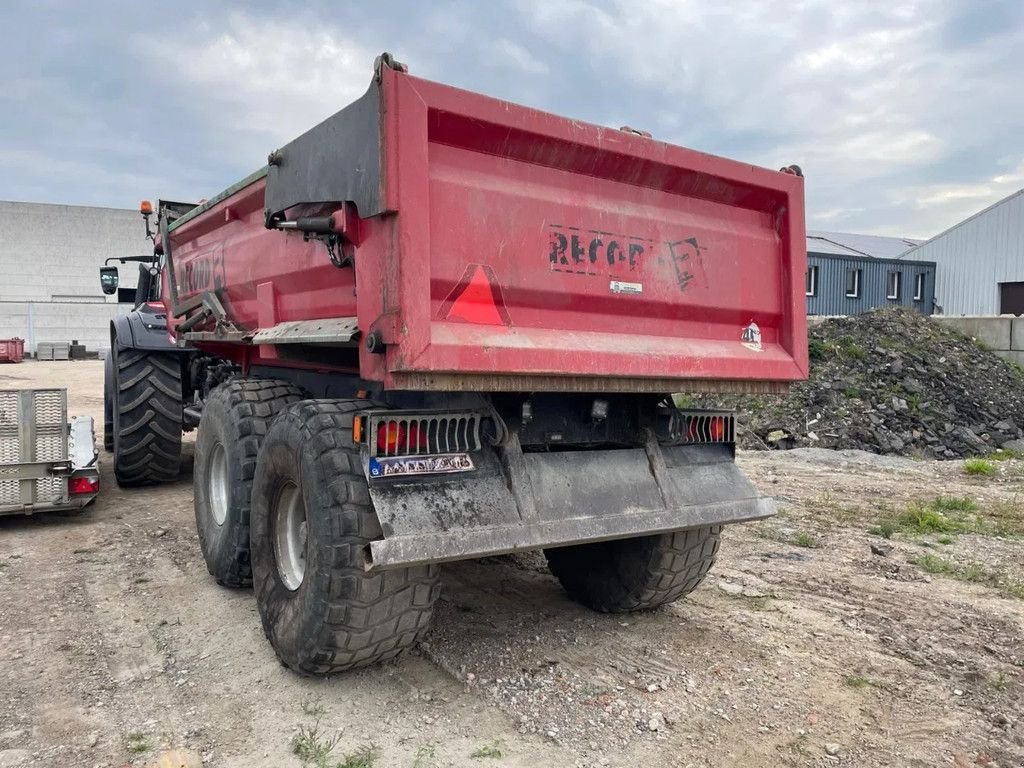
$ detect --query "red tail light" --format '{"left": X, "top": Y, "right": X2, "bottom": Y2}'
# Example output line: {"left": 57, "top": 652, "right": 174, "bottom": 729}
{"left": 376, "top": 420, "right": 428, "bottom": 455}
{"left": 69, "top": 475, "right": 99, "bottom": 495}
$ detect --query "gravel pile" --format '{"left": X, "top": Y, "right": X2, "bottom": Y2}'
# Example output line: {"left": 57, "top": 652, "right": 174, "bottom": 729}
{"left": 697, "top": 308, "right": 1024, "bottom": 458}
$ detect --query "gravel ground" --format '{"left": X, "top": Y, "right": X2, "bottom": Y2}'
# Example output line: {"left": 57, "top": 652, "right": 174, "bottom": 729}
{"left": 1, "top": 361, "right": 1022, "bottom": 768}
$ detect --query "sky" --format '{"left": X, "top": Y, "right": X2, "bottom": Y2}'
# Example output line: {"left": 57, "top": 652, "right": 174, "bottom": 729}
{"left": 2, "top": 0, "right": 1023, "bottom": 239}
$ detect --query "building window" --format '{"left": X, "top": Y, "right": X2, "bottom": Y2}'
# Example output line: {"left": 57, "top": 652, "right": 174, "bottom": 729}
{"left": 887, "top": 271, "right": 901, "bottom": 300}
{"left": 845, "top": 268, "right": 861, "bottom": 299}
{"left": 805, "top": 266, "right": 818, "bottom": 297}
{"left": 913, "top": 273, "right": 925, "bottom": 302}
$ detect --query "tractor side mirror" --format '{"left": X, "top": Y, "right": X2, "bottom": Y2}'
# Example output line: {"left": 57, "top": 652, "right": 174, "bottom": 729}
{"left": 100, "top": 266, "right": 119, "bottom": 295}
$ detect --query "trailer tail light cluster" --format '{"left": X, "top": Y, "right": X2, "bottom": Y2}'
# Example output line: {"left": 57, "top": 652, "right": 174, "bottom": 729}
{"left": 357, "top": 412, "right": 483, "bottom": 457}
{"left": 669, "top": 410, "right": 736, "bottom": 445}
{"left": 68, "top": 475, "right": 99, "bottom": 495}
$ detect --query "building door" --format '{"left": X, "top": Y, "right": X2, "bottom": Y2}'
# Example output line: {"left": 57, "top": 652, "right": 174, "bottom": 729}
{"left": 999, "top": 282, "right": 1024, "bottom": 315}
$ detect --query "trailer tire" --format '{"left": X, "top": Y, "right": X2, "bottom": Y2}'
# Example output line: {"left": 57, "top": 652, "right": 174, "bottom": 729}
{"left": 250, "top": 400, "right": 440, "bottom": 675}
{"left": 544, "top": 526, "right": 721, "bottom": 613}
{"left": 112, "top": 348, "right": 184, "bottom": 487}
{"left": 194, "top": 379, "right": 306, "bottom": 588}
{"left": 103, "top": 352, "right": 114, "bottom": 452}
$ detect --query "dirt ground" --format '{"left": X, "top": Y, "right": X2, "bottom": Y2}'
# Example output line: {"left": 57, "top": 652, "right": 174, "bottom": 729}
{"left": 1, "top": 361, "right": 1022, "bottom": 768}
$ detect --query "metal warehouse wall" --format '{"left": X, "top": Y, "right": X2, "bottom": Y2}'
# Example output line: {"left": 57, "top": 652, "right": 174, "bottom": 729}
{"left": 900, "top": 189, "right": 1024, "bottom": 315}
{"left": 0, "top": 201, "right": 141, "bottom": 352}
{"left": 806, "top": 254, "right": 935, "bottom": 315}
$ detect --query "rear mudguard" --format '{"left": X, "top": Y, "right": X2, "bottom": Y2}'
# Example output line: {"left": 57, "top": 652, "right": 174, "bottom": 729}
{"left": 364, "top": 436, "right": 774, "bottom": 569}
{"left": 111, "top": 305, "right": 188, "bottom": 353}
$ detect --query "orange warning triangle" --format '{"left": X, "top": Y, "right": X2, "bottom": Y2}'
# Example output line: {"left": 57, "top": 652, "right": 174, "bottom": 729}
{"left": 445, "top": 265, "right": 507, "bottom": 325}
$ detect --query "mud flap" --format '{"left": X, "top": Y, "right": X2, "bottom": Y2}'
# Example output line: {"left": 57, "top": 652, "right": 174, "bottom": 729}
{"left": 365, "top": 438, "right": 774, "bottom": 569}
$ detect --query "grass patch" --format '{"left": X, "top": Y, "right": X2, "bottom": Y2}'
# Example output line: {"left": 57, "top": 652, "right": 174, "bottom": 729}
{"left": 937, "top": 535, "right": 955, "bottom": 545}
{"left": 337, "top": 745, "right": 378, "bottom": 768}
{"left": 124, "top": 732, "right": 150, "bottom": 754}
{"left": 793, "top": 531, "right": 817, "bottom": 548}
{"left": 843, "top": 675, "right": 880, "bottom": 690}
{"left": 990, "top": 448, "right": 1024, "bottom": 462}
{"left": 909, "top": 554, "right": 1024, "bottom": 599}
{"left": 292, "top": 721, "right": 341, "bottom": 766}
{"left": 932, "top": 496, "right": 978, "bottom": 512}
{"left": 471, "top": 741, "right": 503, "bottom": 759}
{"left": 412, "top": 744, "right": 437, "bottom": 768}
{"left": 840, "top": 339, "right": 866, "bottom": 360}
{"left": 964, "top": 458, "right": 995, "bottom": 476}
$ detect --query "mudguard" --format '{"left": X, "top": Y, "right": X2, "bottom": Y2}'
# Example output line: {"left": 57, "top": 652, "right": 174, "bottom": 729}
{"left": 364, "top": 437, "right": 775, "bottom": 569}
{"left": 111, "top": 304, "right": 187, "bottom": 353}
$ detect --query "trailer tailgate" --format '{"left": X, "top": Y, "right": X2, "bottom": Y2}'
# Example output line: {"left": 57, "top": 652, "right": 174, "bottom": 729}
{"left": 380, "top": 70, "right": 807, "bottom": 391}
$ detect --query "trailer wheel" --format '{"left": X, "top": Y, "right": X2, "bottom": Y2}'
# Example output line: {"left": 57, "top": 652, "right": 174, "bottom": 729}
{"left": 112, "top": 348, "right": 183, "bottom": 487}
{"left": 194, "top": 379, "right": 306, "bottom": 588}
{"left": 544, "top": 526, "right": 722, "bottom": 613}
{"left": 103, "top": 351, "right": 114, "bottom": 452}
{"left": 250, "top": 400, "right": 441, "bottom": 675}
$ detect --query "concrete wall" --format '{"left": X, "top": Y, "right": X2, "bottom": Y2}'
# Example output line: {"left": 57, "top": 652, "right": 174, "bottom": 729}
{"left": 0, "top": 200, "right": 143, "bottom": 352}
{"left": 931, "top": 316, "right": 1024, "bottom": 366}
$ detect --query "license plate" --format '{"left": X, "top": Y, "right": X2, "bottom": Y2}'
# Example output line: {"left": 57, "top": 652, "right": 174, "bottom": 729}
{"left": 368, "top": 453, "right": 475, "bottom": 478}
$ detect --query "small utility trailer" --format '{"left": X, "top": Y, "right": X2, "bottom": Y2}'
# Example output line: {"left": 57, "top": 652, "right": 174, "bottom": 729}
{"left": 0, "top": 389, "right": 99, "bottom": 516}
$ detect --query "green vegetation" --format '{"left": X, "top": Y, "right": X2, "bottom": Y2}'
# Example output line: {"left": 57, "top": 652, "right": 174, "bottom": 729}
{"left": 937, "top": 535, "right": 954, "bottom": 545}
{"left": 337, "top": 746, "right": 379, "bottom": 768}
{"left": 840, "top": 338, "right": 866, "bottom": 360}
{"left": 991, "top": 448, "right": 1024, "bottom": 461}
{"left": 808, "top": 338, "right": 832, "bottom": 362}
{"left": 964, "top": 458, "right": 995, "bottom": 476}
{"left": 412, "top": 745, "right": 437, "bottom": 768}
{"left": 909, "top": 554, "right": 1024, "bottom": 600}
{"left": 932, "top": 496, "right": 978, "bottom": 512}
{"left": 291, "top": 721, "right": 341, "bottom": 766}
{"left": 471, "top": 741, "right": 503, "bottom": 759}
{"left": 843, "top": 675, "right": 880, "bottom": 690}
{"left": 125, "top": 732, "right": 150, "bottom": 754}
{"left": 793, "top": 531, "right": 817, "bottom": 548}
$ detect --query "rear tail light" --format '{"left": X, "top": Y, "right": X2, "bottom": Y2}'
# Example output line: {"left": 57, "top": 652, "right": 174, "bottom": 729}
{"left": 361, "top": 411, "right": 482, "bottom": 457}
{"left": 69, "top": 475, "right": 99, "bottom": 495}
{"left": 671, "top": 410, "right": 735, "bottom": 445}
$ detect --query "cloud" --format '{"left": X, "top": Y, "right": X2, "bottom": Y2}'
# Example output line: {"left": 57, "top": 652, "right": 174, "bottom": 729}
{"left": 2, "top": 0, "right": 1022, "bottom": 241}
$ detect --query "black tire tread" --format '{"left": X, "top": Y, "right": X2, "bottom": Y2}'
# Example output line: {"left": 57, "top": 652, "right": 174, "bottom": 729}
{"left": 113, "top": 349, "right": 183, "bottom": 487}
{"left": 252, "top": 399, "right": 440, "bottom": 675}
{"left": 198, "top": 378, "right": 306, "bottom": 587}
{"left": 545, "top": 526, "right": 721, "bottom": 613}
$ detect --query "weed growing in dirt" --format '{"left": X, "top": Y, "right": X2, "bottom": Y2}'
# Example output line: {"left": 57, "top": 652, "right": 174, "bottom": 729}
{"left": 412, "top": 744, "right": 437, "bottom": 768}
{"left": 868, "top": 519, "right": 900, "bottom": 539}
{"left": 932, "top": 496, "right": 978, "bottom": 512}
{"left": 124, "top": 732, "right": 150, "bottom": 754}
{"left": 292, "top": 721, "right": 341, "bottom": 766}
{"left": 990, "top": 448, "right": 1024, "bottom": 461}
{"left": 794, "top": 531, "right": 817, "bottom": 548}
{"left": 992, "top": 671, "right": 1009, "bottom": 692}
{"left": 937, "top": 535, "right": 955, "bottom": 545}
{"left": 964, "top": 458, "right": 995, "bottom": 476}
{"left": 471, "top": 741, "right": 503, "bottom": 759}
{"left": 909, "top": 555, "right": 1024, "bottom": 600}
{"left": 899, "top": 503, "right": 964, "bottom": 533}
{"left": 843, "top": 675, "right": 880, "bottom": 690}
{"left": 337, "top": 745, "right": 379, "bottom": 768}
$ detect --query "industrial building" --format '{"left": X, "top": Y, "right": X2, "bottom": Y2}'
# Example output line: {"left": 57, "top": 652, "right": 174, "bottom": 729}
{"left": 805, "top": 231, "right": 935, "bottom": 316}
{"left": 899, "top": 188, "right": 1024, "bottom": 315}
{"left": 0, "top": 201, "right": 141, "bottom": 354}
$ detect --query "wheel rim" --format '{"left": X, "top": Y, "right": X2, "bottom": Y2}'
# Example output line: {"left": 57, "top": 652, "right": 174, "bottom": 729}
{"left": 208, "top": 442, "right": 229, "bottom": 526}
{"left": 273, "top": 482, "right": 307, "bottom": 591}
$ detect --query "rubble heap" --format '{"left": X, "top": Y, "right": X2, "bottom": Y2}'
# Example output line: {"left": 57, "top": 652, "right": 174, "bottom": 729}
{"left": 697, "top": 308, "right": 1024, "bottom": 458}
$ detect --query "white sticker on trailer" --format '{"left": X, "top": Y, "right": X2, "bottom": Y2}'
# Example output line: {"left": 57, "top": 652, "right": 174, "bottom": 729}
{"left": 610, "top": 280, "right": 643, "bottom": 295}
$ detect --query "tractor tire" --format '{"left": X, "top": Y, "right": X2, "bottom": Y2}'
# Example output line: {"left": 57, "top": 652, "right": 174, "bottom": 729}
{"left": 194, "top": 379, "right": 305, "bottom": 588}
{"left": 112, "top": 348, "right": 184, "bottom": 487}
{"left": 103, "top": 351, "right": 114, "bottom": 452}
{"left": 544, "top": 526, "right": 722, "bottom": 613}
{"left": 250, "top": 399, "right": 441, "bottom": 675}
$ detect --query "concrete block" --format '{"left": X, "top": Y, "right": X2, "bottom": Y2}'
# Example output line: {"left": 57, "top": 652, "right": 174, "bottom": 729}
{"left": 1012, "top": 318, "right": 1024, "bottom": 351}
{"left": 932, "top": 316, "right": 1012, "bottom": 351}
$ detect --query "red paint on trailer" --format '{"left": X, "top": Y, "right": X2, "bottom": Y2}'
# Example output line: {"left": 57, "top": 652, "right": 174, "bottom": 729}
{"left": 165, "top": 65, "right": 807, "bottom": 390}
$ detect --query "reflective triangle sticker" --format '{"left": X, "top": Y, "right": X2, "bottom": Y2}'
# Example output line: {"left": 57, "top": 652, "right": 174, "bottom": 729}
{"left": 439, "top": 264, "right": 512, "bottom": 326}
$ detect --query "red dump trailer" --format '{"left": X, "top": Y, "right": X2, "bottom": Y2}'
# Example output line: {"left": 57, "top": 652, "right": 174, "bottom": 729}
{"left": 103, "top": 54, "right": 807, "bottom": 675}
